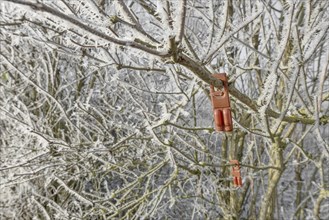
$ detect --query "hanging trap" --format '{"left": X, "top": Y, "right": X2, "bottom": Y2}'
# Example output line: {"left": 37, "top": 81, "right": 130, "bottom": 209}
{"left": 210, "top": 73, "right": 233, "bottom": 132}
{"left": 230, "top": 160, "right": 243, "bottom": 187}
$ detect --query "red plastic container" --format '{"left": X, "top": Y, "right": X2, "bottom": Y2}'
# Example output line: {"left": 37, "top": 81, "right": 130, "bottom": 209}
{"left": 230, "top": 160, "right": 242, "bottom": 187}
{"left": 210, "top": 73, "right": 233, "bottom": 132}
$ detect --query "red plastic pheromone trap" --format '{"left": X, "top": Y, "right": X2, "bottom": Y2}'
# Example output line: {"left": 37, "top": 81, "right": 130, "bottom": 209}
{"left": 230, "top": 160, "right": 242, "bottom": 187}
{"left": 210, "top": 73, "right": 233, "bottom": 132}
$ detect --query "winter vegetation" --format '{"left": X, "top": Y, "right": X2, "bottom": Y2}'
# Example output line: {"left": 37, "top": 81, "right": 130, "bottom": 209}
{"left": 0, "top": 0, "right": 328, "bottom": 219}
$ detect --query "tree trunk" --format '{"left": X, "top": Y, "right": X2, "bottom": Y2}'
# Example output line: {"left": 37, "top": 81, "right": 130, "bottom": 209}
{"left": 259, "top": 137, "right": 284, "bottom": 219}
